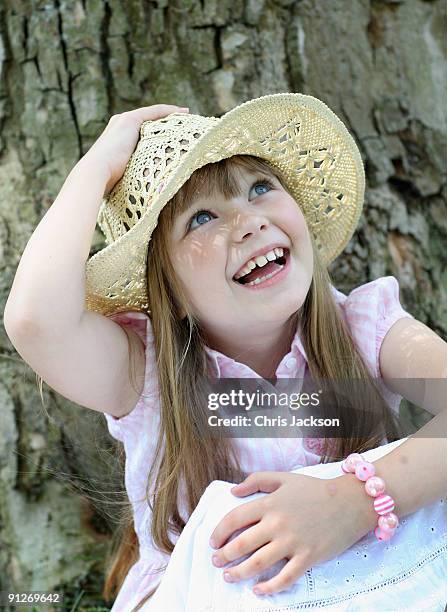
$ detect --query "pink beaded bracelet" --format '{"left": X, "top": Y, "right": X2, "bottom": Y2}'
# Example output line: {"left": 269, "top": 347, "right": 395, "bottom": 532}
{"left": 341, "top": 453, "right": 399, "bottom": 541}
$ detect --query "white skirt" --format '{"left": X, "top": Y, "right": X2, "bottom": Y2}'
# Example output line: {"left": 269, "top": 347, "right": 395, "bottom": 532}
{"left": 143, "top": 438, "right": 447, "bottom": 611}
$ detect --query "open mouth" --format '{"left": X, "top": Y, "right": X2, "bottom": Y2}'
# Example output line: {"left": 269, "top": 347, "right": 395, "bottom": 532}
{"left": 232, "top": 248, "right": 290, "bottom": 287}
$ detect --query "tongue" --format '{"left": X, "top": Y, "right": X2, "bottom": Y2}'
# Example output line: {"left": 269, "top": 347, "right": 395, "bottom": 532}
{"left": 240, "top": 260, "right": 283, "bottom": 284}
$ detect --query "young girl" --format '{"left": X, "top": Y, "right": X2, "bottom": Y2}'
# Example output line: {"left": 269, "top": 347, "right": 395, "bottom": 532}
{"left": 4, "top": 94, "right": 447, "bottom": 612}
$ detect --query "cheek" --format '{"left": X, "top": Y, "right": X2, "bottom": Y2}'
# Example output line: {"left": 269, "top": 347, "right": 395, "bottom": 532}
{"left": 282, "top": 202, "right": 309, "bottom": 241}
{"left": 172, "top": 240, "right": 221, "bottom": 285}
{"left": 175, "top": 232, "right": 226, "bottom": 269}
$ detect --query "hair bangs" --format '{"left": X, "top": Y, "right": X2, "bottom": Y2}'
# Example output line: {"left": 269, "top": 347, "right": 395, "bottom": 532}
{"left": 169, "top": 155, "right": 287, "bottom": 219}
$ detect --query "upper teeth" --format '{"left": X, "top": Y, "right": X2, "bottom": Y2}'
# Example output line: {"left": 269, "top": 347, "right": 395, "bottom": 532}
{"left": 234, "top": 247, "right": 285, "bottom": 280}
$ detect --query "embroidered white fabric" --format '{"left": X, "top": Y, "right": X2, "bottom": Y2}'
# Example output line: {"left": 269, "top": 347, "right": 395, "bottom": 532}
{"left": 143, "top": 438, "right": 447, "bottom": 611}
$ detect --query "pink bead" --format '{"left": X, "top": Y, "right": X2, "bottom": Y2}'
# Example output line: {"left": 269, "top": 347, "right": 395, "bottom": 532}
{"left": 378, "top": 512, "right": 399, "bottom": 531}
{"left": 341, "top": 453, "right": 364, "bottom": 474}
{"left": 374, "top": 494, "right": 395, "bottom": 516}
{"left": 364, "top": 476, "right": 386, "bottom": 497}
{"left": 354, "top": 461, "right": 376, "bottom": 482}
{"left": 377, "top": 521, "right": 395, "bottom": 534}
{"left": 374, "top": 526, "right": 395, "bottom": 541}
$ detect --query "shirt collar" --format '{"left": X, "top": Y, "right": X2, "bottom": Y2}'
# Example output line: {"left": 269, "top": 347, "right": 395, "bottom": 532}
{"left": 204, "top": 323, "right": 307, "bottom": 378}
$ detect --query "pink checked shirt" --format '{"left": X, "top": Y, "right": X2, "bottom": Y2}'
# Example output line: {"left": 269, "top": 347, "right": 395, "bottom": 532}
{"left": 103, "top": 276, "right": 414, "bottom": 611}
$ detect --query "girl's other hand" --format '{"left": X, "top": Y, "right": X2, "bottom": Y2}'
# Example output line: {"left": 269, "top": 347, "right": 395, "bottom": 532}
{"left": 82, "top": 104, "right": 189, "bottom": 195}
{"left": 209, "top": 471, "right": 377, "bottom": 596}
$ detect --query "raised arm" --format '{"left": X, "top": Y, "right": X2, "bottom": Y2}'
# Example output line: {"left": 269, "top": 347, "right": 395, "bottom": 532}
{"left": 4, "top": 158, "right": 110, "bottom": 330}
{"left": 3, "top": 104, "right": 188, "bottom": 416}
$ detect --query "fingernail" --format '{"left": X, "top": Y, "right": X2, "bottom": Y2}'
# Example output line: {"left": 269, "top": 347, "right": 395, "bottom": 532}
{"left": 178, "top": 107, "right": 189, "bottom": 112}
{"left": 209, "top": 538, "right": 217, "bottom": 548}
{"left": 212, "top": 555, "right": 223, "bottom": 567}
{"left": 224, "top": 571, "right": 233, "bottom": 582}
{"left": 253, "top": 587, "right": 262, "bottom": 595}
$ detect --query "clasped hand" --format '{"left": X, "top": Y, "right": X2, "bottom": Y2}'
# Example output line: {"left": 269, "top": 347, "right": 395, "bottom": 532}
{"left": 209, "top": 471, "right": 373, "bottom": 596}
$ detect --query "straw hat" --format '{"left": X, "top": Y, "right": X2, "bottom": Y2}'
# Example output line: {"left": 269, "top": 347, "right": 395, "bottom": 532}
{"left": 84, "top": 93, "right": 365, "bottom": 317}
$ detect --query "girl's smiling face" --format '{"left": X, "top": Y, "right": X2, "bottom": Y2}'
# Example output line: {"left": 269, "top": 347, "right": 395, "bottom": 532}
{"left": 169, "top": 163, "right": 314, "bottom": 351}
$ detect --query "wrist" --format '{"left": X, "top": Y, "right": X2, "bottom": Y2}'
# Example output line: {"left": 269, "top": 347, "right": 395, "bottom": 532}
{"left": 337, "top": 474, "right": 378, "bottom": 537}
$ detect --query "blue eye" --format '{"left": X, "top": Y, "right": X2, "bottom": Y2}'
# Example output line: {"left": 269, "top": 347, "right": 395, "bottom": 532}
{"left": 188, "top": 210, "right": 215, "bottom": 231}
{"left": 186, "top": 177, "right": 275, "bottom": 232}
{"left": 250, "top": 180, "right": 273, "bottom": 197}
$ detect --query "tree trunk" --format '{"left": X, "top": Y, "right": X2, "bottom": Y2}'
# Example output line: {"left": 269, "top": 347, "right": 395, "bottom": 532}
{"left": 0, "top": 0, "right": 445, "bottom": 608}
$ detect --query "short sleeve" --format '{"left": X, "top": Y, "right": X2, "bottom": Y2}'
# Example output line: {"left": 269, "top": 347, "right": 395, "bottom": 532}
{"left": 374, "top": 277, "right": 416, "bottom": 373}
{"left": 102, "top": 311, "right": 159, "bottom": 443}
{"left": 337, "top": 276, "right": 415, "bottom": 413}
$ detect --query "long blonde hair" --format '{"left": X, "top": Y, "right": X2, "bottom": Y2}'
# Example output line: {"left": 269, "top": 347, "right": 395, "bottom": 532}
{"left": 39, "top": 155, "right": 403, "bottom": 610}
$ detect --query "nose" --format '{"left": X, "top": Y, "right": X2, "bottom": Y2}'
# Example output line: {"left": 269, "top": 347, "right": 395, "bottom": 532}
{"left": 229, "top": 210, "right": 270, "bottom": 243}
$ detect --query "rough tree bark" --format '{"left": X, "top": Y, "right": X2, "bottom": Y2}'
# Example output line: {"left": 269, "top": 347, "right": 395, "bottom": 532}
{"left": 0, "top": 0, "right": 446, "bottom": 609}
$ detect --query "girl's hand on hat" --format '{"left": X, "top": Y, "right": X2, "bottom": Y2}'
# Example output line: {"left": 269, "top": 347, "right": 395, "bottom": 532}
{"left": 82, "top": 104, "right": 189, "bottom": 195}
{"left": 208, "top": 471, "right": 377, "bottom": 596}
